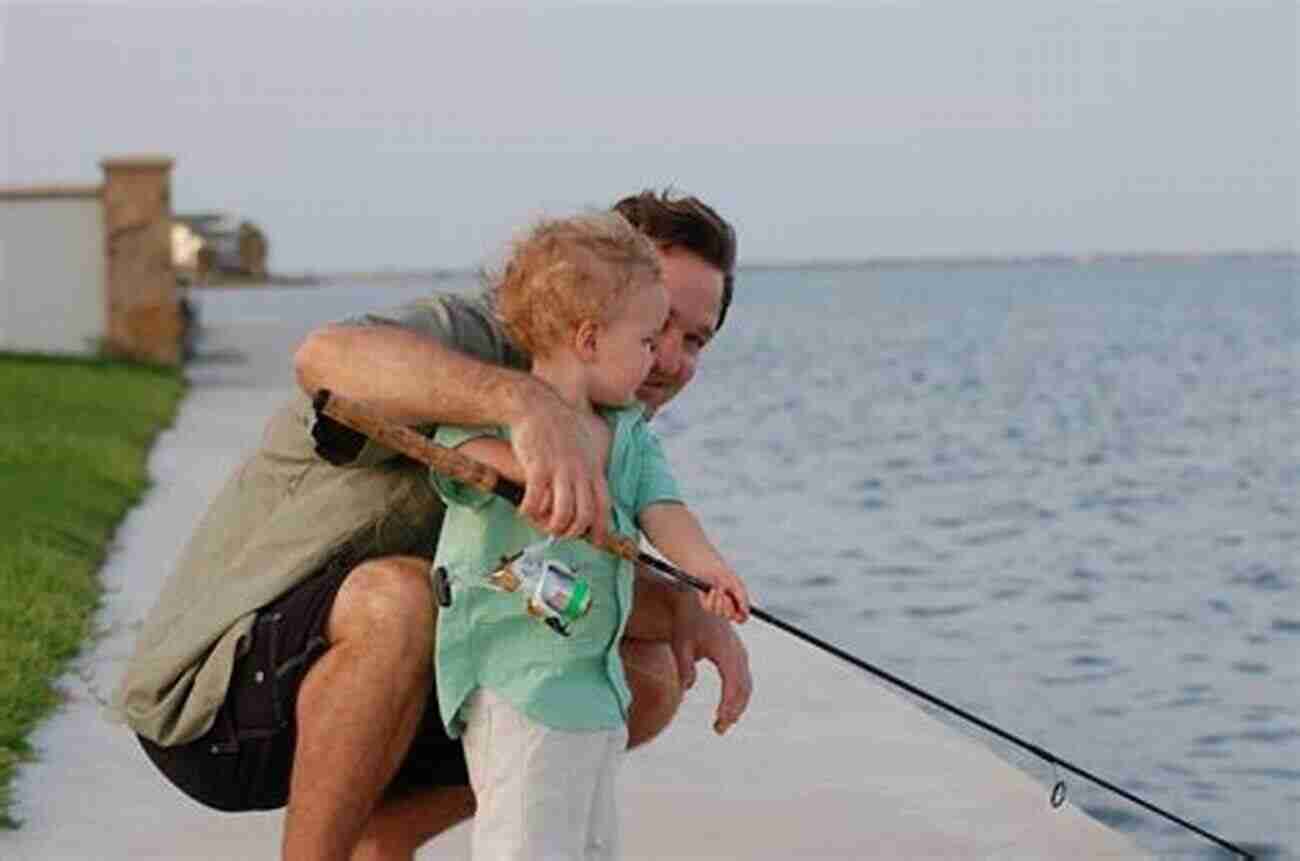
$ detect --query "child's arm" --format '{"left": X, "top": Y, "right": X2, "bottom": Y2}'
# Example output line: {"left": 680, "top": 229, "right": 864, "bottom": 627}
{"left": 456, "top": 437, "right": 524, "bottom": 485}
{"left": 638, "top": 502, "right": 750, "bottom": 624}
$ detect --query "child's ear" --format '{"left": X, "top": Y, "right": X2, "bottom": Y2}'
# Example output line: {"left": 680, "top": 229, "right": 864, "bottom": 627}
{"left": 574, "top": 319, "right": 600, "bottom": 361}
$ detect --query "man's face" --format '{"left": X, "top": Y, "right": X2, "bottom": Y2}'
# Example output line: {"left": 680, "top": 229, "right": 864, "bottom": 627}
{"left": 636, "top": 245, "right": 725, "bottom": 414}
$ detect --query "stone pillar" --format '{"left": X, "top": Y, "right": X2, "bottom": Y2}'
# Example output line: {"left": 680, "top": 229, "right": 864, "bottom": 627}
{"left": 100, "top": 155, "right": 181, "bottom": 364}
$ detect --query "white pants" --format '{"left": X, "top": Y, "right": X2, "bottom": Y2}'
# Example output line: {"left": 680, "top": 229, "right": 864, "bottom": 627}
{"left": 462, "top": 688, "right": 627, "bottom": 861}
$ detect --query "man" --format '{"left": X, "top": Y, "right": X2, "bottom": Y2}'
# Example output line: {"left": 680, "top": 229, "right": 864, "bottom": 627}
{"left": 115, "top": 190, "right": 751, "bottom": 861}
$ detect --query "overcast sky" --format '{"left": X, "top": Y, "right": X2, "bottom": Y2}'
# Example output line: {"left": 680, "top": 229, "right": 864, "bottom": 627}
{"left": 2, "top": 1, "right": 1296, "bottom": 272}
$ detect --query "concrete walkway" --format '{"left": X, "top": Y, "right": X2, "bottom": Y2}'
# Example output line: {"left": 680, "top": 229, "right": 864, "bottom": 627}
{"left": 3, "top": 315, "right": 1146, "bottom": 860}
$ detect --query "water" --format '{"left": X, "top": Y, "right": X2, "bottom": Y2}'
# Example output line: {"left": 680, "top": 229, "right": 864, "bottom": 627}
{"left": 193, "top": 258, "right": 1298, "bottom": 859}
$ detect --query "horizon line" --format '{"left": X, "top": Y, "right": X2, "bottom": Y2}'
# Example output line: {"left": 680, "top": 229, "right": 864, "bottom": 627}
{"left": 273, "top": 247, "right": 1297, "bottom": 282}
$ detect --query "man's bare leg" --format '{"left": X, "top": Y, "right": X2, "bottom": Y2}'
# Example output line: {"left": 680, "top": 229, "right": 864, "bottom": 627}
{"left": 282, "top": 557, "right": 436, "bottom": 861}
{"left": 350, "top": 785, "right": 476, "bottom": 861}
{"left": 348, "top": 638, "right": 684, "bottom": 860}
{"left": 622, "top": 638, "right": 685, "bottom": 749}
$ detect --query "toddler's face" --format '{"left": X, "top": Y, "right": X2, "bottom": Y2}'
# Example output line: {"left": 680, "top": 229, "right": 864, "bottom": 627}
{"left": 589, "top": 276, "right": 669, "bottom": 407}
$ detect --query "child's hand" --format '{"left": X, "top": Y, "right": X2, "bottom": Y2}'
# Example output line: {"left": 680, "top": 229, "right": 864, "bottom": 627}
{"left": 698, "top": 566, "right": 750, "bottom": 624}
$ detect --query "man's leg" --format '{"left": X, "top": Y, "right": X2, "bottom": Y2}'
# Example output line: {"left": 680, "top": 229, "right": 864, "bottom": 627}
{"left": 622, "top": 638, "right": 685, "bottom": 749}
{"left": 281, "top": 556, "right": 436, "bottom": 861}
{"left": 350, "top": 785, "right": 476, "bottom": 861}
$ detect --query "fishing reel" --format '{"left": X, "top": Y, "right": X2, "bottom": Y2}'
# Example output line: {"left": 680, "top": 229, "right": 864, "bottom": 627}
{"left": 483, "top": 539, "right": 592, "bottom": 637}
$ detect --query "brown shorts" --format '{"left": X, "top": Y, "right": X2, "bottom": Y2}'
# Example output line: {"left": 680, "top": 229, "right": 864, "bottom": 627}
{"left": 137, "top": 562, "right": 468, "bottom": 812}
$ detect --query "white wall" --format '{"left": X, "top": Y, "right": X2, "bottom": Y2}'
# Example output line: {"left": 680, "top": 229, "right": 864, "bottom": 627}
{"left": 0, "top": 190, "right": 105, "bottom": 355}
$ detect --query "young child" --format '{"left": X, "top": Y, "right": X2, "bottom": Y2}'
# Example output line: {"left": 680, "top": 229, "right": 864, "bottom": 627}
{"left": 428, "top": 212, "right": 749, "bottom": 860}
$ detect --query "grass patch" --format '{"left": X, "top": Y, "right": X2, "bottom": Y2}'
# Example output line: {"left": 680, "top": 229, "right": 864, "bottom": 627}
{"left": 0, "top": 352, "right": 185, "bottom": 827}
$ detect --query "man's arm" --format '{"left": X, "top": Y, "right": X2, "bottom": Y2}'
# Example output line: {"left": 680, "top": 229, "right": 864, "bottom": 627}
{"left": 294, "top": 323, "right": 610, "bottom": 543}
{"left": 628, "top": 569, "right": 753, "bottom": 735}
{"left": 296, "top": 323, "right": 530, "bottom": 427}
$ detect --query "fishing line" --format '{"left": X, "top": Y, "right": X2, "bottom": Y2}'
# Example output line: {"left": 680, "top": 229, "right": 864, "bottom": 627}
{"left": 311, "top": 390, "right": 1255, "bottom": 860}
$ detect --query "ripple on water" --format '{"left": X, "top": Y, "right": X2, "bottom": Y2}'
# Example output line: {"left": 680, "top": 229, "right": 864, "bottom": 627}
{"left": 1037, "top": 671, "right": 1118, "bottom": 687}
{"left": 1193, "top": 732, "right": 1231, "bottom": 747}
{"left": 1080, "top": 804, "right": 1147, "bottom": 832}
{"left": 1091, "top": 705, "right": 1128, "bottom": 718}
{"left": 957, "top": 526, "right": 1025, "bottom": 547}
{"left": 1163, "top": 691, "right": 1215, "bottom": 710}
{"left": 1231, "top": 661, "right": 1270, "bottom": 676}
{"left": 1186, "top": 747, "right": 1230, "bottom": 760}
{"left": 1237, "top": 728, "right": 1300, "bottom": 744}
{"left": 1271, "top": 618, "right": 1300, "bottom": 634}
{"left": 1243, "top": 706, "right": 1285, "bottom": 723}
{"left": 1225, "top": 767, "right": 1300, "bottom": 783}
{"left": 926, "top": 515, "right": 965, "bottom": 529}
{"left": 903, "top": 603, "right": 977, "bottom": 619}
{"left": 1071, "top": 566, "right": 1105, "bottom": 582}
{"left": 1046, "top": 589, "right": 1095, "bottom": 605}
{"left": 1228, "top": 563, "right": 1292, "bottom": 592}
{"left": 862, "top": 565, "right": 929, "bottom": 578}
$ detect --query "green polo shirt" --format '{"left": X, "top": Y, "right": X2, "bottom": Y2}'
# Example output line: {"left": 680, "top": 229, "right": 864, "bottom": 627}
{"left": 431, "top": 405, "right": 682, "bottom": 735}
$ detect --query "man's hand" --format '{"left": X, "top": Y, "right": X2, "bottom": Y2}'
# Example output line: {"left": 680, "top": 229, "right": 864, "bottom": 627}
{"left": 508, "top": 386, "right": 612, "bottom": 547}
{"left": 670, "top": 590, "right": 753, "bottom": 735}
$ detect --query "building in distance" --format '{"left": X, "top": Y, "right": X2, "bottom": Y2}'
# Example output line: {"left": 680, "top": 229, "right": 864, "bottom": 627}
{"left": 172, "top": 212, "right": 269, "bottom": 283}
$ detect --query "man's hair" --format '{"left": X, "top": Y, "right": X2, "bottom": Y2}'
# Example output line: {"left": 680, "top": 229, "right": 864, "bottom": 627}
{"left": 492, "top": 212, "right": 662, "bottom": 359}
{"left": 612, "top": 190, "right": 737, "bottom": 332}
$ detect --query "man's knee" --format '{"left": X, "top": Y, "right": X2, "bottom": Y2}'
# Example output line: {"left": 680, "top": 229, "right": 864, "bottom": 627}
{"left": 621, "top": 639, "right": 683, "bottom": 750}
{"left": 329, "top": 556, "right": 436, "bottom": 654}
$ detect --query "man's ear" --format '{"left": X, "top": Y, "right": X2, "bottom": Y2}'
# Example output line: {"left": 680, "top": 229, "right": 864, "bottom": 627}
{"left": 574, "top": 319, "right": 600, "bottom": 362}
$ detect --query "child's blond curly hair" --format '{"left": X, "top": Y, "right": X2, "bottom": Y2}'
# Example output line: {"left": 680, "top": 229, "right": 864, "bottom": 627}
{"left": 492, "top": 212, "right": 662, "bottom": 358}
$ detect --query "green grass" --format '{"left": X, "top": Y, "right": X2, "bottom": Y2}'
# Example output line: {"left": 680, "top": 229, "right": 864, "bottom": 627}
{"left": 0, "top": 352, "right": 185, "bottom": 827}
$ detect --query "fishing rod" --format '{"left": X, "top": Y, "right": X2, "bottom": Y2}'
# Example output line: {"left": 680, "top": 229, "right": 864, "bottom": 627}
{"left": 311, "top": 389, "right": 1255, "bottom": 860}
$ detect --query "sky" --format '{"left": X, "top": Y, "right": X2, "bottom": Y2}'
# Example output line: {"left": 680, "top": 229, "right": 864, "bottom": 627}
{"left": 2, "top": 1, "right": 1297, "bottom": 273}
